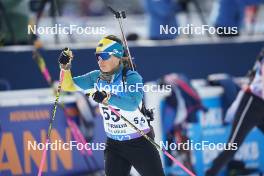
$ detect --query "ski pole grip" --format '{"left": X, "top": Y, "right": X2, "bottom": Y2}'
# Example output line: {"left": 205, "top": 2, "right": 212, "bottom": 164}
{"left": 107, "top": 6, "right": 120, "bottom": 18}
{"left": 121, "top": 11, "right": 126, "bottom": 18}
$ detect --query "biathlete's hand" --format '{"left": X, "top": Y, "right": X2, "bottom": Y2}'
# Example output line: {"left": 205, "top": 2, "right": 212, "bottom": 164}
{"left": 92, "top": 91, "right": 110, "bottom": 105}
{"left": 59, "top": 47, "right": 73, "bottom": 70}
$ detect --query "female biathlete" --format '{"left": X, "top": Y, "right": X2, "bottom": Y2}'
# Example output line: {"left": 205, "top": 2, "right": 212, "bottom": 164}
{"left": 59, "top": 35, "right": 165, "bottom": 176}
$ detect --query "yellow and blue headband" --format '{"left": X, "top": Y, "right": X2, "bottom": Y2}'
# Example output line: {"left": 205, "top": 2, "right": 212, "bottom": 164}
{"left": 96, "top": 38, "right": 124, "bottom": 58}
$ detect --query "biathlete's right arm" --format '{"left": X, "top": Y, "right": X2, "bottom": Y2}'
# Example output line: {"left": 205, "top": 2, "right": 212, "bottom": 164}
{"left": 61, "top": 69, "right": 99, "bottom": 93}
{"left": 59, "top": 48, "right": 99, "bottom": 93}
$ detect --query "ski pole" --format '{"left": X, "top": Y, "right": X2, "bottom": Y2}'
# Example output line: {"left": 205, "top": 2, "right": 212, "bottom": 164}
{"left": 107, "top": 6, "right": 135, "bottom": 71}
{"left": 33, "top": 48, "right": 100, "bottom": 172}
{"left": 108, "top": 106, "right": 196, "bottom": 176}
{"left": 38, "top": 70, "right": 64, "bottom": 176}
{"left": 96, "top": 5, "right": 195, "bottom": 175}
{"left": 89, "top": 88, "right": 195, "bottom": 176}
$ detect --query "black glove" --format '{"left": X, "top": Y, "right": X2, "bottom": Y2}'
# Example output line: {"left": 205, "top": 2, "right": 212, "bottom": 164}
{"left": 92, "top": 91, "right": 108, "bottom": 103}
{"left": 58, "top": 47, "right": 72, "bottom": 65}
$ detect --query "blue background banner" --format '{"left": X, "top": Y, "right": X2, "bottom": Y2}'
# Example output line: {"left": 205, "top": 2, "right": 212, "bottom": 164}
{"left": 0, "top": 102, "right": 105, "bottom": 176}
{"left": 0, "top": 40, "right": 263, "bottom": 90}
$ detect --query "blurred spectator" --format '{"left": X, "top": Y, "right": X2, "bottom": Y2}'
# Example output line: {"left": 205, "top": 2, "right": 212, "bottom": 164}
{"left": 215, "top": 0, "right": 264, "bottom": 36}
{"left": 144, "top": 0, "right": 178, "bottom": 40}
{"left": 0, "top": 0, "right": 30, "bottom": 45}
{"left": 61, "top": 0, "right": 144, "bottom": 17}
{"left": 244, "top": 5, "right": 259, "bottom": 34}
{"left": 62, "top": 0, "right": 106, "bottom": 17}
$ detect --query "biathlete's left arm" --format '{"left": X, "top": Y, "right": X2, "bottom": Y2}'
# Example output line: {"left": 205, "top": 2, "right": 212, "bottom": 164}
{"left": 93, "top": 71, "right": 144, "bottom": 111}
{"left": 109, "top": 71, "right": 143, "bottom": 111}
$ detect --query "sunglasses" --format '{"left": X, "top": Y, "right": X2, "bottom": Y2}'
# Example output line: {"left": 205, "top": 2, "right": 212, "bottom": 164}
{"left": 95, "top": 52, "right": 114, "bottom": 61}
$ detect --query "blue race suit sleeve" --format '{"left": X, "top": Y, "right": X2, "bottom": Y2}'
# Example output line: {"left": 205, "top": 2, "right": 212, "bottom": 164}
{"left": 62, "top": 70, "right": 100, "bottom": 93}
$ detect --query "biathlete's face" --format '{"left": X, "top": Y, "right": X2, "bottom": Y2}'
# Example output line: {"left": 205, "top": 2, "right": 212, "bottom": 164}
{"left": 96, "top": 54, "right": 120, "bottom": 72}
